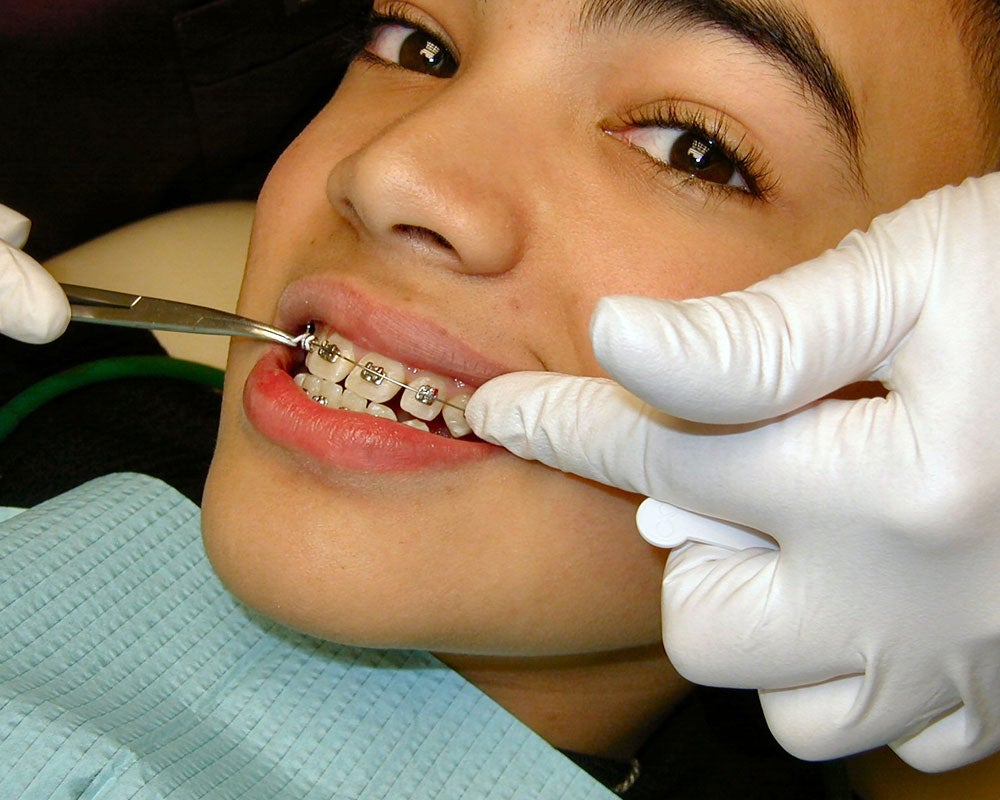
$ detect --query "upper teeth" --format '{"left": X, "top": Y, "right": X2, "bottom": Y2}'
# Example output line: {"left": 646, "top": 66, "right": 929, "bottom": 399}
{"left": 294, "top": 326, "right": 473, "bottom": 438}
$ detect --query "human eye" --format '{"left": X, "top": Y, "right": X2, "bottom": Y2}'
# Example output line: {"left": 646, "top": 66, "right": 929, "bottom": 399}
{"left": 358, "top": 4, "right": 458, "bottom": 79}
{"left": 609, "top": 102, "right": 775, "bottom": 200}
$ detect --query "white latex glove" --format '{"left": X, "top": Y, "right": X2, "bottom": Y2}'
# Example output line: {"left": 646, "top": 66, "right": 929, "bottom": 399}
{"left": 0, "top": 204, "right": 70, "bottom": 343}
{"left": 465, "top": 172, "right": 1000, "bottom": 772}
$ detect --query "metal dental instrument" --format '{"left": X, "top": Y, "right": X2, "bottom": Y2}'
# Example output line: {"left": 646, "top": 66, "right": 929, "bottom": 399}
{"left": 62, "top": 284, "right": 313, "bottom": 350}
{"left": 63, "top": 284, "right": 467, "bottom": 413}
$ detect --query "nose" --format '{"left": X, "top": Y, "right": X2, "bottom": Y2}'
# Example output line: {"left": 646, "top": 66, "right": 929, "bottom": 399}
{"left": 326, "top": 87, "right": 526, "bottom": 277}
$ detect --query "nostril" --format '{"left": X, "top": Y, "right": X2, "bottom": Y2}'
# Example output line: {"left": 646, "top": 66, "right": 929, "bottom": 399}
{"left": 393, "top": 224, "right": 455, "bottom": 252}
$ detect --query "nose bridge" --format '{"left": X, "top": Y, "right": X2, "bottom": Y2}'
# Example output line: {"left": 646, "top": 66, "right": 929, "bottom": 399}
{"left": 328, "top": 70, "right": 535, "bottom": 276}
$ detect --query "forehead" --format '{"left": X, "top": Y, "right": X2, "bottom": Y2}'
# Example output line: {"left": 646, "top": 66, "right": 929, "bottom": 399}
{"left": 789, "top": 0, "right": 988, "bottom": 203}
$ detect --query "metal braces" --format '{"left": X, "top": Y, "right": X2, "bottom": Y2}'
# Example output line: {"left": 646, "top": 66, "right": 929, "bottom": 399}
{"left": 294, "top": 322, "right": 466, "bottom": 412}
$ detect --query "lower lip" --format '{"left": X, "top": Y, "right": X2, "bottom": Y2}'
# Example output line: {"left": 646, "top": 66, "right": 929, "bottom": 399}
{"left": 243, "top": 348, "right": 500, "bottom": 472}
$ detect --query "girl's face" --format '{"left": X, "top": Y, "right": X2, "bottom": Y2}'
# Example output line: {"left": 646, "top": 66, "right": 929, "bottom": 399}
{"left": 204, "top": 0, "right": 987, "bottom": 665}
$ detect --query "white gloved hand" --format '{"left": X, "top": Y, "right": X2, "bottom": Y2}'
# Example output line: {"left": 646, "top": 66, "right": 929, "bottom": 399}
{"left": 0, "top": 204, "right": 70, "bottom": 343}
{"left": 465, "top": 172, "right": 1000, "bottom": 772}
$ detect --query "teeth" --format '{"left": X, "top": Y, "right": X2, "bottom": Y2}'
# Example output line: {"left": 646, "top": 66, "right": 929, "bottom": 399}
{"left": 294, "top": 326, "right": 476, "bottom": 439}
{"left": 305, "top": 333, "right": 355, "bottom": 383}
{"left": 338, "top": 388, "right": 368, "bottom": 412}
{"left": 399, "top": 374, "right": 448, "bottom": 421}
{"left": 345, "top": 352, "right": 407, "bottom": 403}
{"left": 442, "top": 392, "right": 472, "bottom": 438}
{"left": 296, "top": 373, "right": 342, "bottom": 405}
{"left": 365, "top": 402, "right": 397, "bottom": 421}
{"left": 319, "top": 383, "right": 344, "bottom": 406}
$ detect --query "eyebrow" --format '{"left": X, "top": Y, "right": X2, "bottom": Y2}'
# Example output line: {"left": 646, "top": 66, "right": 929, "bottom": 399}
{"left": 579, "top": 0, "right": 864, "bottom": 183}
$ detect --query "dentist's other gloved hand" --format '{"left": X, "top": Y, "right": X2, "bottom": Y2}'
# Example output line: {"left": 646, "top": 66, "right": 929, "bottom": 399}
{"left": 465, "top": 173, "right": 1000, "bottom": 773}
{"left": 0, "top": 204, "right": 70, "bottom": 343}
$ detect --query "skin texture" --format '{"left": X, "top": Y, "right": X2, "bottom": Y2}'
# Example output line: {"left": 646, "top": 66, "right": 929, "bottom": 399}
{"left": 202, "top": 0, "right": 993, "bottom": 759}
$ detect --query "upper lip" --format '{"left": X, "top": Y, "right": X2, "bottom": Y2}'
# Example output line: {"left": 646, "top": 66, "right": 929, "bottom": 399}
{"left": 274, "top": 277, "right": 513, "bottom": 386}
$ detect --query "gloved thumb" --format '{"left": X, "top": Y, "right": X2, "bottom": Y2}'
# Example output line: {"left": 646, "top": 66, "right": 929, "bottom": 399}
{"left": 466, "top": 371, "right": 672, "bottom": 493}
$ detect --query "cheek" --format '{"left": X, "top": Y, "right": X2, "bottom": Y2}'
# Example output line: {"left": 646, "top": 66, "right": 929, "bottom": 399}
{"left": 544, "top": 191, "right": 847, "bottom": 328}
{"left": 519, "top": 217, "right": 823, "bottom": 376}
{"left": 235, "top": 141, "right": 344, "bottom": 320}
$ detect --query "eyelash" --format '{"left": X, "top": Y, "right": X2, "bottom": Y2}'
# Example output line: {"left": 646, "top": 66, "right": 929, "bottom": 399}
{"left": 350, "top": 6, "right": 776, "bottom": 202}
{"left": 353, "top": 5, "right": 456, "bottom": 73}
{"left": 618, "top": 103, "right": 776, "bottom": 201}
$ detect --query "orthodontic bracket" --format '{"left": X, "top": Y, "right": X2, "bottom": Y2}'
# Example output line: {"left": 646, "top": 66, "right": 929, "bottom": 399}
{"left": 413, "top": 384, "right": 439, "bottom": 405}
{"left": 297, "top": 322, "right": 466, "bottom": 412}
{"left": 360, "top": 362, "right": 387, "bottom": 385}
{"left": 316, "top": 341, "right": 342, "bottom": 362}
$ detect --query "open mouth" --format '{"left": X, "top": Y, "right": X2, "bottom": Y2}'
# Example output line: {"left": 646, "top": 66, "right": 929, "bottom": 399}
{"left": 290, "top": 322, "right": 478, "bottom": 441}
{"left": 243, "top": 280, "right": 505, "bottom": 471}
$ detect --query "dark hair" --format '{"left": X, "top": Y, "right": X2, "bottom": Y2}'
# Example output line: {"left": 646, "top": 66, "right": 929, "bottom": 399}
{"left": 955, "top": 0, "right": 1000, "bottom": 167}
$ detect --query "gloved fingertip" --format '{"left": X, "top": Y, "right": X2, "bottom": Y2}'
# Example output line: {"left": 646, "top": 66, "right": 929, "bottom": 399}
{"left": 589, "top": 295, "right": 673, "bottom": 364}
{"left": 464, "top": 372, "right": 551, "bottom": 449}
{"left": 589, "top": 295, "right": 630, "bottom": 338}
{"left": 0, "top": 246, "right": 72, "bottom": 343}
{"left": 3, "top": 300, "right": 70, "bottom": 344}
{"left": 462, "top": 386, "right": 493, "bottom": 440}
{"left": 590, "top": 294, "right": 737, "bottom": 419}
{"left": 0, "top": 204, "right": 31, "bottom": 249}
{"left": 891, "top": 706, "right": 995, "bottom": 773}
{"left": 21, "top": 304, "right": 71, "bottom": 344}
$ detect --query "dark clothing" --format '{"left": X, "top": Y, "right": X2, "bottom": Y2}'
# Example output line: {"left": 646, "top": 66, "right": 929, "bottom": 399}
{"left": 569, "top": 687, "right": 855, "bottom": 798}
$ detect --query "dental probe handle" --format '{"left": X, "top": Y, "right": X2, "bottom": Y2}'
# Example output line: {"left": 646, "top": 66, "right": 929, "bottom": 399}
{"left": 635, "top": 498, "right": 778, "bottom": 551}
{"left": 61, "top": 283, "right": 309, "bottom": 349}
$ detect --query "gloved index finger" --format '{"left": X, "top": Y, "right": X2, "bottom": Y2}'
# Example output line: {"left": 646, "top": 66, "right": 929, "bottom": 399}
{"left": 592, "top": 192, "right": 940, "bottom": 424}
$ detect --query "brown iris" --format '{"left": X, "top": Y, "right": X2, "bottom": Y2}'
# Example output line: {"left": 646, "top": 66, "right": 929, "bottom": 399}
{"left": 398, "top": 32, "right": 458, "bottom": 78}
{"left": 669, "top": 131, "right": 736, "bottom": 185}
